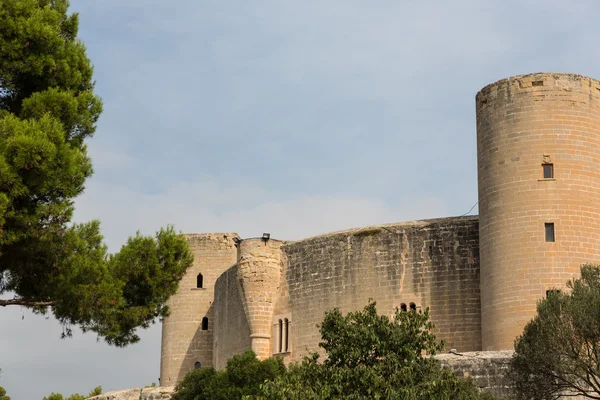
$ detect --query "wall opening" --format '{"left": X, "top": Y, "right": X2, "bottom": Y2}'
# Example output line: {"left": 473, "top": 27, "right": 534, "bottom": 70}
{"left": 194, "top": 362, "right": 201, "bottom": 369}
{"left": 532, "top": 80, "right": 544, "bottom": 87}
{"left": 546, "top": 289, "right": 561, "bottom": 298}
{"left": 278, "top": 319, "right": 283, "bottom": 353}
{"left": 202, "top": 317, "right": 209, "bottom": 331}
{"left": 542, "top": 163, "right": 554, "bottom": 179}
{"left": 545, "top": 223, "right": 555, "bottom": 242}
{"left": 284, "top": 318, "right": 289, "bottom": 352}
{"left": 400, "top": 303, "right": 407, "bottom": 312}
{"left": 409, "top": 302, "right": 417, "bottom": 311}
{"left": 197, "top": 273, "right": 203, "bottom": 289}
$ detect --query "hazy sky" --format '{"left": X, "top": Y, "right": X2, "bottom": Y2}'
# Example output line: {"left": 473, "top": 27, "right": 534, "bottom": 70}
{"left": 1, "top": 0, "right": 600, "bottom": 398}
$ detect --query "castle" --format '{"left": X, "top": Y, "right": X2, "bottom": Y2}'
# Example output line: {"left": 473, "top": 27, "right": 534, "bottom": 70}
{"left": 159, "top": 72, "right": 600, "bottom": 387}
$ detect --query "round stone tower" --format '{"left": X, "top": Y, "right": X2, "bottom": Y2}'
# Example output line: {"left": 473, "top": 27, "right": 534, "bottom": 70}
{"left": 477, "top": 72, "right": 600, "bottom": 350}
{"left": 237, "top": 238, "right": 284, "bottom": 360}
{"left": 160, "top": 233, "right": 239, "bottom": 386}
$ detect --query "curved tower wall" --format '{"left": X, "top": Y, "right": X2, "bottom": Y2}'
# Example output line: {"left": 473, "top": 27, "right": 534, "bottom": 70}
{"left": 477, "top": 73, "right": 600, "bottom": 350}
{"left": 160, "top": 233, "right": 238, "bottom": 386}
{"left": 237, "top": 238, "right": 284, "bottom": 360}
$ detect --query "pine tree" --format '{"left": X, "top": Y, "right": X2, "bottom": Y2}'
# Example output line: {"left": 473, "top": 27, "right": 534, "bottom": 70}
{"left": 0, "top": 0, "right": 193, "bottom": 346}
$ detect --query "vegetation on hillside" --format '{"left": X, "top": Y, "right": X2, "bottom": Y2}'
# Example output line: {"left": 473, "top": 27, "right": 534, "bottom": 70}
{"left": 42, "top": 386, "right": 101, "bottom": 400}
{"left": 510, "top": 264, "right": 600, "bottom": 400}
{"left": 0, "top": 0, "right": 193, "bottom": 346}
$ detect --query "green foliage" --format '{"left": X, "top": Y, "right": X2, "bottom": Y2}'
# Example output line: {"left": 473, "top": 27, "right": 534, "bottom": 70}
{"left": 510, "top": 264, "right": 600, "bottom": 400}
{"left": 87, "top": 387, "right": 102, "bottom": 397}
{"left": 0, "top": 0, "right": 100, "bottom": 247}
{"left": 42, "top": 386, "right": 101, "bottom": 400}
{"left": 0, "top": 0, "right": 193, "bottom": 346}
{"left": 0, "top": 386, "right": 10, "bottom": 400}
{"left": 172, "top": 350, "right": 286, "bottom": 400}
{"left": 172, "top": 302, "right": 498, "bottom": 400}
{"left": 260, "top": 301, "right": 497, "bottom": 400}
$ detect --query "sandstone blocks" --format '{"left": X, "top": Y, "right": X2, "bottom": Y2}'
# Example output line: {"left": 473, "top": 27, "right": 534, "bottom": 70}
{"left": 477, "top": 73, "right": 600, "bottom": 350}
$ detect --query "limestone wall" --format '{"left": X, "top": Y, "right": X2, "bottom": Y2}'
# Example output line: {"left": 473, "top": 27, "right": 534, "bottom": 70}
{"left": 282, "top": 216, "right": 481, "bottom": 361}
{"left": 160, "top": 234, "right": 238, "bottom": 386}
{"left": 210, "top": 217, "right": 481, "bottom": 365}
{"left": 237, "top": 238, "right": 285, "bottom": 360}
{"left": 213, "top": 265, "right": 252, "bottom": 369}
{"left": 437, "top": 351, "right": 513, "bottom": 398}
{"left": 477, "top": 72, "right": 600, "bottom": 350}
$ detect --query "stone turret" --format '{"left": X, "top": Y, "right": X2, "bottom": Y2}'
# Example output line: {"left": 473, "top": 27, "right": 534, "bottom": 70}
{"left": 236, "top": 237, "right": 284, "bottom": 359}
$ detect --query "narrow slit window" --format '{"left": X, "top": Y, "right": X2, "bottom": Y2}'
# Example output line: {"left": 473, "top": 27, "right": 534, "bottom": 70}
{"left": 197, "top": 273, "right": 203, "bottom": 289}
{"left": 400, "top": 303, "right": 407, "bottom": 312}
{"left": 545, "top": 223, "right": 555, "bottom": 242}
{"left": 543, "top": 163, "right": 553, "bottom": 179}
{"left": 409, "top": 302, "right": 417, "bottom": 311}
{"left": 202, "top": 317, "right": 209, "bottom": 331}
{"left": 284, "top": 318, "right": 289, "bottom": 352}
{"left": 278, "top": 319, "right": 283, "bottom": 353}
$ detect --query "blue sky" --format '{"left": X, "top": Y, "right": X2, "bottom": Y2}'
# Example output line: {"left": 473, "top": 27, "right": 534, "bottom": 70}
{"left": 1, "top": 0, "right": 600, "bottom": 398}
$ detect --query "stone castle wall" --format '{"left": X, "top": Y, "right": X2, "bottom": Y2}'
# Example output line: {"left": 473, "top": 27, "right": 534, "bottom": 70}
{"left": 157, "top": 71, "right": 600, "bottom": 390}
{"left": 437, "top": 351, "right": 513, "bottom": 398}
{"left": 213, "top": 265, "right": 251, "bottom": 369}
{"left": 159, "top": 234, "right": 238, "bottom": 386}
{"left": 477, "top": 73, "right": 600, "bottom": 350}
{"left": 282, "top": 216, "right": 481, "bottom": 359}
{"left": 210, "top": 216, "right": 481, "bottom": 368}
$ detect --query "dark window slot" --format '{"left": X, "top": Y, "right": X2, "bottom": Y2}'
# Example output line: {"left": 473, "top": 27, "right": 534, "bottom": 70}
{"left": 545, "top": 223, "right": 555, "bottom": 242}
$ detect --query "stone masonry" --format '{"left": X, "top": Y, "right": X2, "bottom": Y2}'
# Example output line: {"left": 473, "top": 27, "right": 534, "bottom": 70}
{"left": 477, "top": 73, "right": 600, "bottom": 350}
{"left": 155, "top": 73, "right": 600, "bottom": 395}
{"left": 159, "top": 234, "right": 238, "bottom": 386}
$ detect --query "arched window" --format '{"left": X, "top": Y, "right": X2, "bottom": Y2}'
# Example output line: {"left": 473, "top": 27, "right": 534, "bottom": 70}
{"left": 194, "top": 361, "right": 201, "bottom": 369}
{"left": 278, "top": 319, "right": 283, "bottom": 353}
{"left": 400, "top": 303, "right": 407, "bottom": 312}
{"left": 202, "top": 317, "right": 208, "bottom": 331}
{"left": 409, "top": 302, "right": 417, "bottom": 311}
{"left": 197, "top": 273, "right": 203, "bottom": 289}
{"left": 284, "top": 318, "right": 290, "bottom": 352}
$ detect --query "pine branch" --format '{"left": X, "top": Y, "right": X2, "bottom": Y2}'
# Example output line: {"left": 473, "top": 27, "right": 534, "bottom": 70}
{"left": 0, "top": 298, "right": 54, "bottom": 307}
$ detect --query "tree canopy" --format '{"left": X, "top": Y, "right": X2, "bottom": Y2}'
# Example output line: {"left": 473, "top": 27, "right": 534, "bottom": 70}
{"left": 172, "top": 301, "right": 497, "bottom": 399}
{"left": 0, "top": 386, "right": 10, "bottom": 400}
{"left": 510, "top": 264, "right": 600, "bottom": 400}
{"left": 172, "top": 350, "right": 286, "bottom": 400}
{"left": 0, "top": 0, "right": 193, "bottom": 346}
{"left": 260, "top": 301, "right": 496, "bottom": 400}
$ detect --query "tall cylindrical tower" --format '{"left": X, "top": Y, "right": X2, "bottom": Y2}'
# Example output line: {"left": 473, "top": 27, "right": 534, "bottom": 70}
{"left": 160, "top": 233, "right": 238, "bottom": 386}
{"left": 477, "top": 72, "right": 600, "bottom": 350}
{"left": 237, "top": 238, "right": 284, "bottom": 360}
